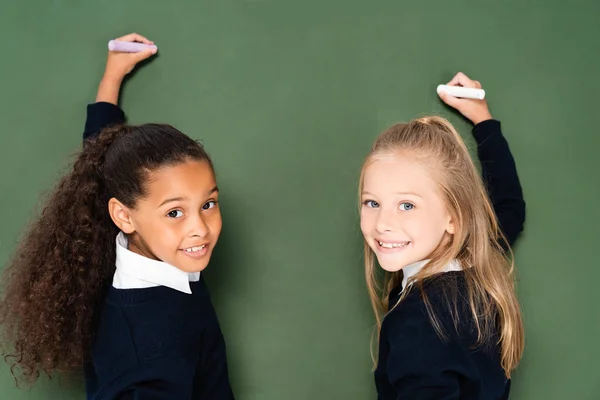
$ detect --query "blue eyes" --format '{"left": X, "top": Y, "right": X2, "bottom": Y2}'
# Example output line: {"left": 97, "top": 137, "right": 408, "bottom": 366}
{"left": 362, "top": 200, "right": 415, "bottom": 211}
{"left": 399, "top": 202, "right": 414, "bottom": 211}
{"left": 166, "top": 201, "right": 218, "bottom": 218}
{"left": 364, "top": 200, "right": 379, "bottom": 208}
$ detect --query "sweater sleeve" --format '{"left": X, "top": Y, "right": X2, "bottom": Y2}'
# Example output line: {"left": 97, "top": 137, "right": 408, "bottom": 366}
{"left": 472, "top": 119, "right": 526, "bottom": 247}
{"left": 83, "top": 101, "right": 126, "bottom": 142}
{"left": 109, "top": 358, "right": 195, "bottom": 400}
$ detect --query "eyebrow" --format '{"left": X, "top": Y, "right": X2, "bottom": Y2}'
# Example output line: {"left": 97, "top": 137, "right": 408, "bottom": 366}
{"left": 158, "top": 197, "right": 186, "bottom": 208}
{"left": 361, "top": 191, "right": 423, "bottom": 198}
{"left": 158, "top": 186, "right": 219, "bottom": 208}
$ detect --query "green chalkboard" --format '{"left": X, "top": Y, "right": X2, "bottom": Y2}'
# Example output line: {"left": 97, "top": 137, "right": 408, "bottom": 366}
{"left": 1, "top": 0, "right": 599, "bottom": 399}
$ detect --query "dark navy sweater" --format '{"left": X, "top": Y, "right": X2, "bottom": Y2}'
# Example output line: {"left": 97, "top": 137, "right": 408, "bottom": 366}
{"left": 83, "top": 102, "right": 234, "bottom": 399}
{"left": 376, "top": 272, "right": 509, "bottom": 400}
{"left": 375, "top": 120, "right": 525, "bottom": 399}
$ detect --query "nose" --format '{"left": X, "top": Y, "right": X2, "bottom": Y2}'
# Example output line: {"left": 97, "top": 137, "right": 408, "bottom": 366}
{"left": 375, "top": 206, "right": 395, "bottom": 234}
{"left": 189, "top": 212, "right": 209, "bottom": 238}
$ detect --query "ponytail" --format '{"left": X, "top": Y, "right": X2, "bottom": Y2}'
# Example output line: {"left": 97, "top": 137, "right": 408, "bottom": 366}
{"left": 0, "top": 126, "right": 124, "bottom": 384}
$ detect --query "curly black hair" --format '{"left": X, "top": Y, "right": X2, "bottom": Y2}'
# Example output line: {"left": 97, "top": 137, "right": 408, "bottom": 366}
{"left": 0, "top": 123, "right": 213, "bottom": 385}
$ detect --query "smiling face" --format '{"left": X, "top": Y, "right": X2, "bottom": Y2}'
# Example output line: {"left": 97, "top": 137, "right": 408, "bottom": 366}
{"left": 109, "top": 159, "right": 222, "bottom": 273}
{"left": 360, "top": 152, "right": 454, "bottom": 272}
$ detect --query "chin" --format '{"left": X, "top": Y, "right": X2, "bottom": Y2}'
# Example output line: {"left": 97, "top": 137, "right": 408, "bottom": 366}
{"left": 179, "top": 262, "right": 210, "bottom": 273}
{"left": 375, "top": 254, "right": 420, "bottom": 273}
{"left": 168, "top": 256, "right": 210, "bottom": 273}
{"left": 377, "top": 260, "right": 405, "bottom": 273}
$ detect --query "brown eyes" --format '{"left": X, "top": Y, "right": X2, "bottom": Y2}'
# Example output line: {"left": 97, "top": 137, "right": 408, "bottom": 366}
{"left": 167, "top": 210, "right": 184, "bottom": 218}
{"left": 166, "top": 201, "right": 217, "bottom": 218}
{"left": 202, "top": 201, "right": 217, "bottom": 210}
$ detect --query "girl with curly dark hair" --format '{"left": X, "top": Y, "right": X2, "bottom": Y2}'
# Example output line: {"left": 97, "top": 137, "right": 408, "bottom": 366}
{"left": 0, "top": 33, "right": 234, "bottom": 399}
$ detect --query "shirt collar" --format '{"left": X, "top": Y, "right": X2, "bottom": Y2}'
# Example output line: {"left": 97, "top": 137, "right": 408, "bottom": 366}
{"left": 114, "top": 232, "right": 200, "bottom": 294}
{"left": 401, "top": 259, "right": 462, "bottom": 291}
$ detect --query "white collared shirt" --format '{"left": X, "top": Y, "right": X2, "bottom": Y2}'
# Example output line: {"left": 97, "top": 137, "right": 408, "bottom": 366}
{"left": 400, "top": 259, "right": 463, "bottom": 292}
{"left": 113, "top": 232, "right": 200, "bottom": 294}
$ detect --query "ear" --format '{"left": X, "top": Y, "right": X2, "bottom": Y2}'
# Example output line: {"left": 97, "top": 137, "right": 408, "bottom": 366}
{"left": 446, "top": 216, "right": 455, "bottom": 235}
{"left": 108, "top": 198, "right": 136, "bottom": 234}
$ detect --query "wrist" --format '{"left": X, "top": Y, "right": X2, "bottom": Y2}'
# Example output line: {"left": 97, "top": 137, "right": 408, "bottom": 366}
{"left": 470, "top": 111, "right": 493, "bottom": 125}
{"left": 100, "top": 73, "right": 124, "bottom": 87}
{"left": 95, "top": 74, "right": 123, "bottom": 105}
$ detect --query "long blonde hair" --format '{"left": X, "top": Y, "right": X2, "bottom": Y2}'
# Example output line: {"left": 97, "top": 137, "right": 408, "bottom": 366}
{"left": 360, "top": 116, "right": 524, "bottom": 377}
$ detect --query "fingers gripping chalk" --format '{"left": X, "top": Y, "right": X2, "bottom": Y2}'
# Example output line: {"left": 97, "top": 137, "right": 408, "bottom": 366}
{"left": 437, "top": 85, "right": 485, "bottom": 100}
{"left": 108, "top": 40, "right": 157, "bottom": 53}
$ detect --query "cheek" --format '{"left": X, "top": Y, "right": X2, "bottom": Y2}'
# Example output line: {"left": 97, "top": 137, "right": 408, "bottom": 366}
{"left": 359, "top": 210, "right": 373, "bottom": 236}
{"left": 157, "top": 224, "right": 183, "bottom": 245}
{"left": 420, "top": 213, "right": 449, "bottom": 243}
{"left": 208, "top": 211, "right": 223, "bottom": 236}
{"left": 133, "top": 214, "right": 167, "bottom": 239}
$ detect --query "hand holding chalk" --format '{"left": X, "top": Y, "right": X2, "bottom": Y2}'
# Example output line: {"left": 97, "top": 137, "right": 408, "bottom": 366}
{"left": 96, "top": 33, "right": 157, "bottom": 105}
{"left": 104, "top": 33, "right": 157, "bottom": 77}
{"left": 108, "top": 40, "right": 158, "bottom": 53}
{"left": 436, "top": 85, "right": 485, "bottom": 100}
{"left": 437, "top": 72, "right": 492, "bottom": 125}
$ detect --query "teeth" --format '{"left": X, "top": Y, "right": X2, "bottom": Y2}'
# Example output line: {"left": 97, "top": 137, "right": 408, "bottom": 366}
{"left": 184, "top": 245, "right": 206, "bottom": 253}
{"left": 378, "top": 241, "right": 409, "bottom": 249}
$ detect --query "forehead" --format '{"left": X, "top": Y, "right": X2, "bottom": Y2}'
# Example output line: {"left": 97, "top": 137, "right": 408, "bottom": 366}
{"left": 145, "top": 160, "right": 216, "bottom": 196}
{"left": 362, "top": 153, "right": 439, "bottom": 195}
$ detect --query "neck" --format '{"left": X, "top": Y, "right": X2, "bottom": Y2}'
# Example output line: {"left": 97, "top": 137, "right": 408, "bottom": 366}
{"left": 127, "top": 233, "right": 161, "bottom": 262}
{"left": 401, "top": 258, "right": 462, "bottom": 291}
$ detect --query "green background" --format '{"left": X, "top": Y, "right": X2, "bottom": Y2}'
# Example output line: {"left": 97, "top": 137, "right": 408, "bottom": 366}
{"left": 1, "top": 0, "right": 598, "bottom": 398}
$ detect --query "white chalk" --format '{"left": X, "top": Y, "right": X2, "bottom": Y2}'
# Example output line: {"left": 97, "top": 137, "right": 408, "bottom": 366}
{"left": 437, "top": 85, "right": 485, "bottom": 100}
{"left": 108, "top": 40, "right": 157, "bottom": 53}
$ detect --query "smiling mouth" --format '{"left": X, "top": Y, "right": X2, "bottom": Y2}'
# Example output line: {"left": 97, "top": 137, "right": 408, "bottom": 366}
{"left": 181, "top": 244, "right": 207, "bottom": 253}
{"left": 377, "top": 240, "right": 411, "bottom": 249}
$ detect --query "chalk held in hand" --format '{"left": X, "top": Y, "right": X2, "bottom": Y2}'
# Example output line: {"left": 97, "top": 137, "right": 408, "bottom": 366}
{"left": 108, "top": 40, "right": 157, "bottom": 53}
{"left": 437, "top": 84, "right": 485, "bottom": 100}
